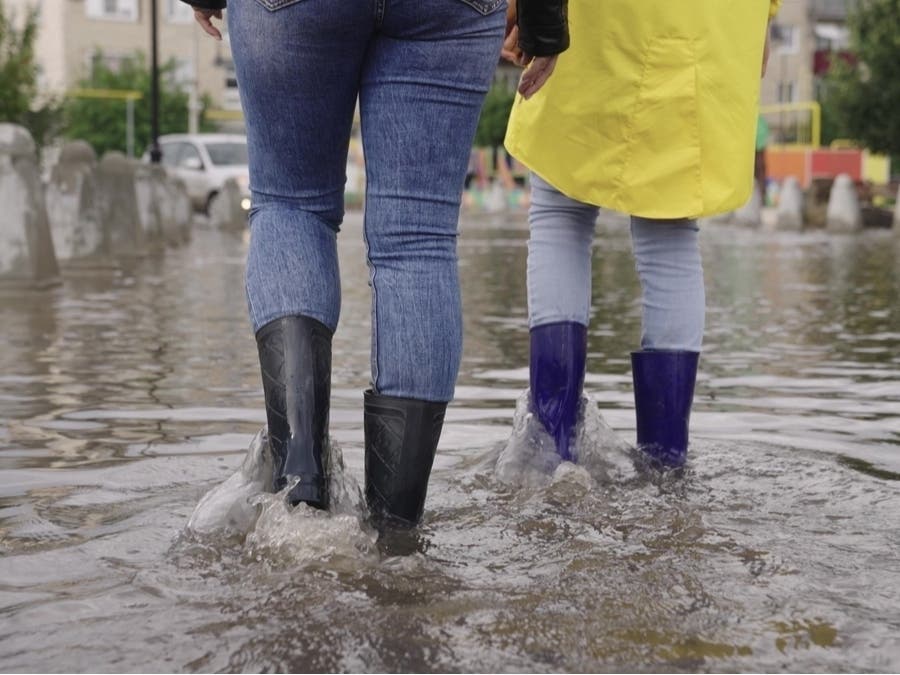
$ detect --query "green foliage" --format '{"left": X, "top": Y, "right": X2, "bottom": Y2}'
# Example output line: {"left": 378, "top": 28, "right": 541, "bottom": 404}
{"left": 820, "top": 0, "right": 900, "bottom": 156}
{"left": 64, "top": 51, "right": 215, "bottom": 157}
{"left": 0, "top": 0, "right": 36, "bottom": 123}
{"left": 0, "top": 0, "right": 63, "bottom": 146}
{"left": 474, "top": 83, "right": 516, "bottom": 148}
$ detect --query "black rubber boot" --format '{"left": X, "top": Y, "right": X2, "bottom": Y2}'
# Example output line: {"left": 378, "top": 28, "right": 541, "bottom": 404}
{"left": 364, "top": 390, "right": 447, "bottom": 528}
{"left": 256, "top": 315, "right": 332, "bottom": 509}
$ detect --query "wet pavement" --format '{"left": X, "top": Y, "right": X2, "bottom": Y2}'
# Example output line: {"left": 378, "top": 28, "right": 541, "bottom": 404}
{"left": 1, "top": 212, "right": 899, "bottom": 672}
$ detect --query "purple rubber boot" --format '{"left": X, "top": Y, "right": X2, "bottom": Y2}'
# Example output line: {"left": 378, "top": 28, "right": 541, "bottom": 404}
{"left": 631, "top": 350, "right": 700, "bottom": 468}
{"left": 529, "top": 322, "right": 587, "bottom": 462}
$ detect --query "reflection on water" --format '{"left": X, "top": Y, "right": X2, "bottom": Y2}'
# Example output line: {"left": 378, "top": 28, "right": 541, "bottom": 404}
{"left": 1, "top": 214, "right": 899, "bottom": 672}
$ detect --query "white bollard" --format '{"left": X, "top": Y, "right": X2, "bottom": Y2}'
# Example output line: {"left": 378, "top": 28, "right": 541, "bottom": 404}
{"left": 139, "top": 166, "right": 192, "bottom": 247}
{"left": 0, "top": 124, "right": 60, "bottom": 288}
{"left": 893, "top": 184, "right": 900, "bottom": 233}
{"left": 96, "top": 151, "right": 147, "bottom": 256}
{"left": 775, "top": 176, "right": 804, "bottom": 231}
{"left": 826, "top": 173, "right": 862, "bottom": 233}
{"left": 45, "top": 141, "right": 105, "bottom": 263}
{"left": 209, "top": 177, "right": 248, "bottom": 232}
{"left": 134, "top": 162, "right": 165, "bottom": 248}
{"left": 732, "top": 181, "right": 762, "bottom": 228}
{"left": 700, "top": 210, "right": 734, "bottom": 227}
{"left": 484, "top": 180, "right": 506, "bottom": 213}
{"left": 168, "top": 176, "right": 193, "bottom": 244}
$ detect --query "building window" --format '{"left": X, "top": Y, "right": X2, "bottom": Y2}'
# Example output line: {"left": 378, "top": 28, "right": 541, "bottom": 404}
{"left": 85, "top": 0, "right": 140, "bottom": 22}
{"left": 87, "top": 51, "right": 131, "bottom": 79}
{"left": 222, "top": 61, "right": 242, "bottom": 111}
{"left": 772, "top": 24, "right": 799, "bottom": 54}
{"left": 169, "top": 58, "right": 195, "bottom": 88}
{"left": 166, "top": 0, "right": 195, "bottom": 24}
{"left": 777, "top": 81, "right": 796, "bottom": 103}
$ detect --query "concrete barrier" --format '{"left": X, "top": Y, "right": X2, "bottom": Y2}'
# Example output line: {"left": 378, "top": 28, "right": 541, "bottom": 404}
{"left": 732, "top": 181, "right": 763, "bottom": 228}
{"left": 826, "top": 173, "right": 862, "bottom": 233}
{"left": 775, "top": 176, "right": 804, "bottom": 231}
{"left": 97, "top": 151, "right": 147, "bottom": 256}
{"left": 45, "top": 141, "right": 106, "bottom": 263}
{"left": 484, "top": 181, "right": 507, "bottom": 213}
{"left": 134, "top": 162, "right": 166, "bottom": 249}
{"left": 700, "top": 210, "right": 734, "bottom": 227}
{"left": 135, "top": 164, "right": 194, "bottom": 247}
{"left": 0, "top": 124, "right": 60, "bottom": 288}
{"left": 893, "top": 184, "right": 900, "bottom": 233}
{"left": 209, "top": 177, "right": 247, "bottom": 232}
{"left": 168, "top": 176, "right": 193, "bottom": 244}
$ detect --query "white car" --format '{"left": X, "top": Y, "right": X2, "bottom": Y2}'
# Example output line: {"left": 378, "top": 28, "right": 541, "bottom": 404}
{"left": 149, "top": 133, "right": 251, "bottom": 214}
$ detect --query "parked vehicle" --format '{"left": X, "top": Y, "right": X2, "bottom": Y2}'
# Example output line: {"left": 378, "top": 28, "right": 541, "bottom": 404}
{"left": 144, "top": 134, "right": 251, "bottom": 214}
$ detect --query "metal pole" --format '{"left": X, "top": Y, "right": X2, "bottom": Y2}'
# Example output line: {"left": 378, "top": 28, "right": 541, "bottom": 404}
{"left": 189, "top": 21, "right": 200, "bottom": 134}
{"left": 149, "top": 0, "right": 162, "bottom": 163}
{"left": 127, "top": 98, "right": 135, "bottom": 157}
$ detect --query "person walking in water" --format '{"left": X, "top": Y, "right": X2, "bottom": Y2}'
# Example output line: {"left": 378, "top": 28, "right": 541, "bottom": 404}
{"left": 505, "top": 0, "right": 780, "bottom": 468}
{"left": 185, "top": 0, "right": 505, "bottom": 527}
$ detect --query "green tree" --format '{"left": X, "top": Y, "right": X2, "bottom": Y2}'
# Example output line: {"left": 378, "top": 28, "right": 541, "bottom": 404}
{"left": 0, "top": 0, "right": 63, "bottom": 146}
{"left": 64, "top": 51, "right": 214, "bottom": 157}
{"left": 474, "top": 83, "right": 516, "bottom": 149}
{"left": 820, "top": 0, "right": 900, "bottom": 156}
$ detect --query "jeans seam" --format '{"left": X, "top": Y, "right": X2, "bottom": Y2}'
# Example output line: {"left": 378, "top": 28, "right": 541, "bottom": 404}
{"left": 362, "top": 205, "right": 380, "bottom": 393}
{"left": 253, "top": 0, "right": 305, "bottom": 11}
{"left": 246, "top": 276, "right": 258, "bottom": 330}
{"left": 456, "top": 0, "right": 504, "bottom": 15}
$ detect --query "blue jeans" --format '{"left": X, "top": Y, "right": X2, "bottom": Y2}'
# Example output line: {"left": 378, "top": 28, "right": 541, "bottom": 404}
{"left": 527, "top": 175, "right": 705, "bottom": 351}
{"left": 229, "top": 0, "right": 506, "bottom": 402}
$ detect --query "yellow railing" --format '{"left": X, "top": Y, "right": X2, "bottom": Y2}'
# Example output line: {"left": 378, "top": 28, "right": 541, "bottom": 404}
{"left": 68, "top": 88, "right": 142, "bottom": 101}
{"left": 67, "top": 88, "right": 143, "bottom": 156}
{"left": 760, "top": 101, "right": 822, "bottom": 149}
{"left": 205, "top": 108, "right": 244, "bottom": 121}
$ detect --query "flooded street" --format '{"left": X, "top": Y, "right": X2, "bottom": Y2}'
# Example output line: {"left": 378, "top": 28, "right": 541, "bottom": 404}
{"left": 2, "top": 212, "right": 899, "bottom": 672}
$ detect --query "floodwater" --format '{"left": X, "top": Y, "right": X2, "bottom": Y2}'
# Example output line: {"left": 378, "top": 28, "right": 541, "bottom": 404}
{"left": 2, "top": 210, "right": 899, "bottom": 673}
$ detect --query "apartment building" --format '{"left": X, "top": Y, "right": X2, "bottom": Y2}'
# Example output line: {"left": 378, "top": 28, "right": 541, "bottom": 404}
{"left": 761, "top": 0, "right": 857, "bottom": 145}
{"left": 8, "top": 0, "right": 238, "bottom": 113}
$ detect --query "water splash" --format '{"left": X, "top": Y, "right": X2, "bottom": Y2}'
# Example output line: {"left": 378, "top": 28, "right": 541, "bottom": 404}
{"left": 185, "top": 429, "right": 273, "bottom": 537}
{"left": 186, "top": 428, "right": 376, "bottom": 566}
{"left": 495, "top": 390, "right": 636, "bottom": 488}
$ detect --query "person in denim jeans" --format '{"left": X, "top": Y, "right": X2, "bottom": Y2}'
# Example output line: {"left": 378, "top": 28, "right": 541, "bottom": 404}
{"left": 186, "top": 0, "right": 506, "bottom": 528}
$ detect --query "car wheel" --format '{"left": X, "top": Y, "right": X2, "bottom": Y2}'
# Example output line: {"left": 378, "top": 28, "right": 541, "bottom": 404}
{"left": 204, "top": 191, "right": 219, "bottom": 216}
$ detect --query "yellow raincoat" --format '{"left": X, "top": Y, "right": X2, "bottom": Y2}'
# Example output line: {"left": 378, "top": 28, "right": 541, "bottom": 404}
{"left": 505, "top": 0, "right": 781, "bottom": 219}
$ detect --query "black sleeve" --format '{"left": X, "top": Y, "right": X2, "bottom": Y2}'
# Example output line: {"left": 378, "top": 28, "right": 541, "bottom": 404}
{"left": 181, "top": 0, "right": 227, "bottom": 9}
{"left": 516, "top": 0, "right": 570, "bottom": 57}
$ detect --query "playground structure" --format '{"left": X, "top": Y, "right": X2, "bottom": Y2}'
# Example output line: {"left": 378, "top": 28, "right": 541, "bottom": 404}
{"left": 761, "top": 101, "right": 892, "bottom": 188}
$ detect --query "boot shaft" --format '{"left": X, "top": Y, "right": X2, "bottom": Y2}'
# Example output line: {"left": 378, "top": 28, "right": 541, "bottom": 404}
{"left": 631, "top": 350, "right": 699, "bottom": 468}
{"left": 364, "top": 390, "right": 446, "bottom": 527}
{"left": 256, "top": 315, "right": 333, "bottom": 507}
{"left": 529, "top": 321, "right": 587, "bottom": 462}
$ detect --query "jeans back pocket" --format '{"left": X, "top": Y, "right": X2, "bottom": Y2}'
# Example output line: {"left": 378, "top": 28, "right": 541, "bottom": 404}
{"left": 252, "top": 0, "right": 306, "bottom": 10}
{"left": 455, "top": 0, "right": 505, "bottom": 15}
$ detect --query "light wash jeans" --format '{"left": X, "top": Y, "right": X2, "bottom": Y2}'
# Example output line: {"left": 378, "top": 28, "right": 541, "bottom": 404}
{"left": 228, "top": 0, "right": 506, "bottom": 402}
{"left": 527, "top": 174, "right": 705, "bottom": 351}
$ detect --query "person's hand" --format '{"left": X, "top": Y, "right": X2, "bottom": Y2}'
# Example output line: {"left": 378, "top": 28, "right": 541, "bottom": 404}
{"left": 501, "top": 24, "right": 524, "bottom": 63}
{"left": 518, "top": 55, "right": 558, "bottom": 99}
{"left": 500, "top": 0, "right": 559, "bottom": 96}
{"left": 762, "top": 21, "right": 771, "bottom": 77}
{"left": 501, "top": 2, "right": 524, "bottom": 63}
{"left": 194, "top": 8, "right": 223, "bottom": 41}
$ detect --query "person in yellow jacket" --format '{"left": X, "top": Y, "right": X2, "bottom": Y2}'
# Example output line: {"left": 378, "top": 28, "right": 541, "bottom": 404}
{"left": 504, "top": 0, "right": 780, "bottom": 468}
